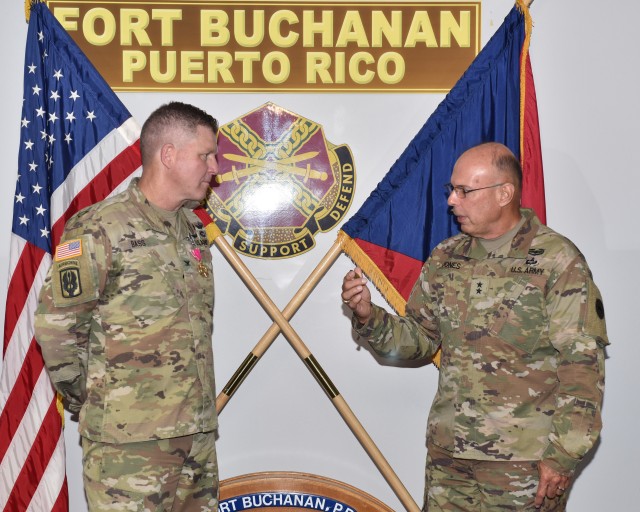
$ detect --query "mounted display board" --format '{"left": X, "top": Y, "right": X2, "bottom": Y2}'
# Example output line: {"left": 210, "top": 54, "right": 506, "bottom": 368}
{"left": 46, "top": 1, "right": 480, "bottom": 92}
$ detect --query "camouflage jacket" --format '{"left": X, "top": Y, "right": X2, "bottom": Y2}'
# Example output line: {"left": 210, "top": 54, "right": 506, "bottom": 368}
{"left": 354, "top": 209, "right": 609, "bottom": 474}
{"left": 35, "top": 178, "right": 217, "bottom": 443}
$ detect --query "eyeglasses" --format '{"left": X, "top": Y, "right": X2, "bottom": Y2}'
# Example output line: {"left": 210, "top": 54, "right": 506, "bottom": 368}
{"left": 444, "top": 182, "right": 506, "bottom": 198}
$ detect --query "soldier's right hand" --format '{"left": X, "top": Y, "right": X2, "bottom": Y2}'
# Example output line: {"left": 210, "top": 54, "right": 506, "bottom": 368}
{"left": 341, "top": 267, "right": 372, "bottom": 324}
{"left": 58, "top": 375, "right": 87, "bottom": 414}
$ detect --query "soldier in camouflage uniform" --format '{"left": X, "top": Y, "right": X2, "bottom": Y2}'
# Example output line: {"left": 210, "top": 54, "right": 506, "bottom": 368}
{"left": 342, "top": 142, "right": 609, "bottom": 511}
{"left": 35, "top": 102, "right": 220, "bottom": 511}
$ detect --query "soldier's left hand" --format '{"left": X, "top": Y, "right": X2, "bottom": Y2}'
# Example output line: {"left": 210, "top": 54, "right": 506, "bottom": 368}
{"left": 534, "top": 461, "right": 570, "bottom": 508}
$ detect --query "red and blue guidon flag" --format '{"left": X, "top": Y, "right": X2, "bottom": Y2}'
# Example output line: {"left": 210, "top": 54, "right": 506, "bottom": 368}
{"left": 0, "top": 3, "right": 141, "bottom": 510}
{"left": 338, "top": 0, "right": 545, "bottom": 319}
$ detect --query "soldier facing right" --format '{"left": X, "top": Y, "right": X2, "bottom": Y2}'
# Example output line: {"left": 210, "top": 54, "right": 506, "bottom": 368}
{"left": 35, "top": 101, "right": 221, "bottom": 511}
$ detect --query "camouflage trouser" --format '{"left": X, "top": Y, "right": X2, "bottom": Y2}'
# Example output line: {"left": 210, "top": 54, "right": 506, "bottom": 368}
{"left": 82, "top": 431, "right": 219, "bottom": 512}
{"left": 423, "top": 442, "right": 568, "bottom": 511}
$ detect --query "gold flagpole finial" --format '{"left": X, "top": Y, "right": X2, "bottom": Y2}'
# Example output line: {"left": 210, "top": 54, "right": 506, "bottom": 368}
{"left": 25, "top": 0, "right": 42, "bottom": 23}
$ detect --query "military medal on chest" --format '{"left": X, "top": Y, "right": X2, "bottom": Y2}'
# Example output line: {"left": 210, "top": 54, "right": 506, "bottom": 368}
{"left": 180, "top": 211, "right": 210, "bottom": 278}
{"left": 190, "top": 248, "right": 210, "bottom": 277}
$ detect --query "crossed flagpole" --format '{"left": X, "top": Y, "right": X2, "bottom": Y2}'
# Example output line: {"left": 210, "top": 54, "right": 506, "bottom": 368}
{"left": 208, "top": 222, "right": 420, "bottom": 512}
{"left": 208, "top": 4, "right": 537, "bottom": 506}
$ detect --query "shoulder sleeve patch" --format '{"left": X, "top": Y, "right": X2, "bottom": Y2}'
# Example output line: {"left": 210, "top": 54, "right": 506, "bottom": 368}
{"left": 51, "top": 234, "right": 100, "bottom": 307}
{"left": 584, "top": 280, "right": 610, "bottom": 346}
{"left": 54, "top": 239, "right": 83, "bottom": 261}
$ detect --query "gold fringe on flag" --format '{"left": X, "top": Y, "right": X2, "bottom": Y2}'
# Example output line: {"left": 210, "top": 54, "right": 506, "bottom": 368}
{"left": 25, "top": 0, "right": 41, "bottom": 23}
{"left": 56, "top": 393, "right": 65, "bottom": 428}
{"left": 337, "top": 231, "right": 442, "bottom": 368}
{"left": 337, "top": 231, "right": 406, "bottom": 316}
{"left": 516, "top": 0, "right": 534, "bottom": 162}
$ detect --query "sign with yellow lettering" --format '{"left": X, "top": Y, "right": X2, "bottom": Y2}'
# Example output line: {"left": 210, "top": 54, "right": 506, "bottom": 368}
{"left": 46, "top": 1, "right": 480, "bottom": 92}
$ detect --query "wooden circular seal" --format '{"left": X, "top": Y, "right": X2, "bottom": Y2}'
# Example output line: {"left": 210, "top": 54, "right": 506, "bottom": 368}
{"left": 219, "top": 471, "right": 395, "bottom": 512}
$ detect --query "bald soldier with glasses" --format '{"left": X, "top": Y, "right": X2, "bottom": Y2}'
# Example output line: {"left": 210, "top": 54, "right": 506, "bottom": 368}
{"left": 342, "top": 142, "right": 609, "bottom": 511}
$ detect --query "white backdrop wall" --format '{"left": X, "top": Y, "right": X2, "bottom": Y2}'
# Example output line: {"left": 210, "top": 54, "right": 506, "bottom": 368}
{"left": 1, "top": 1, "right": 636, "bottom": 511}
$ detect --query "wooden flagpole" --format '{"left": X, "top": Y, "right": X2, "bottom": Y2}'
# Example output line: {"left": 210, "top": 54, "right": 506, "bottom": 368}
{"left": 211, "top": 230, "right": 420, "bottom": 512}
{"left": 216, "top": 240, "right": 342, "bottom": 413}
{"left": 213, "top": 4, "right": 537, "bottom": 505}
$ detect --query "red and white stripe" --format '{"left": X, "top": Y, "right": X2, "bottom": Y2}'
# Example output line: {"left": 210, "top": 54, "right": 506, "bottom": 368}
{"left": 0, "top": 120, "right": 141, "bottom": 511}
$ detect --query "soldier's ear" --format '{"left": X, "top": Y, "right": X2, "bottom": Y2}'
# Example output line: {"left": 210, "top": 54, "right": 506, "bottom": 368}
{"left": 160, "top": 143, "right": 176, "bottom": 169}
{"left": 498, "top": 182, "right": 516, "bottom": 207}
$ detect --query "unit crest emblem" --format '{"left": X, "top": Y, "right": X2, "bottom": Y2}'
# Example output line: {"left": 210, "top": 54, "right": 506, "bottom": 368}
{"left": 205, "top": 102, "right": 355, "bottom": 259}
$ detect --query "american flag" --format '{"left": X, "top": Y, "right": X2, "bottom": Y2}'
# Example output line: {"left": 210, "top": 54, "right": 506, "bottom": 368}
{"left": 54, "top": 240, "right": 82, "bottom": 261}
{"left": 0, "top": 3, "right": 141, "bottom": 510}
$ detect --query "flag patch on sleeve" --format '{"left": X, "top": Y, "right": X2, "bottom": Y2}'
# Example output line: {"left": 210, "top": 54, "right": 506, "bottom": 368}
{"left": 54, "top": 239, "right": 83, "bottom": 261}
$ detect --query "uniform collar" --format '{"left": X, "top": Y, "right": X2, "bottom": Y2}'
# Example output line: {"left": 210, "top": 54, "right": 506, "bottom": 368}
{"left": 464, "top": 208, "right": 541, "bottom": 260}
{"left": 128, "top": 177, "right": 173, "bottom": 234}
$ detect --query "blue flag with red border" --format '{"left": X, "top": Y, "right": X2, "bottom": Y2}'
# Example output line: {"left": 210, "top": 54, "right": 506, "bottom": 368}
{"left": 338, "top": 1, "right": 545, "bottom": 316}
